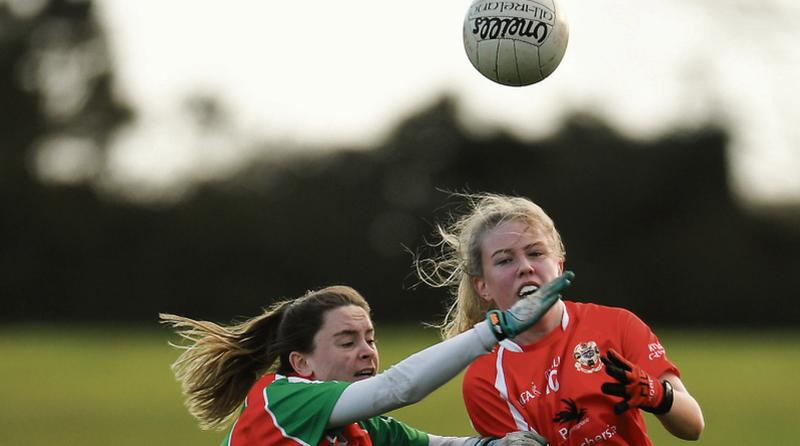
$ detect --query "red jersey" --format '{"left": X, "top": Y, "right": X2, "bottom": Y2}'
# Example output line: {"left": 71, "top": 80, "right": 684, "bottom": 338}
{"left": 463, "top": 301, "right": 679, "bottom": 446}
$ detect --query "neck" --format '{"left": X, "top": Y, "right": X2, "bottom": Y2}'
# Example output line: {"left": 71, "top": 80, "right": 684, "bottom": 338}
{"left": 512, "top": 300, "right": 564, "bottom": 345}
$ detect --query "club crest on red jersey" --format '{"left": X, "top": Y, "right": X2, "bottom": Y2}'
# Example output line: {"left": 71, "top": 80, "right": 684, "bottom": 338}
{"left": 573, "top": 341, "right": 603, "bottom": 373}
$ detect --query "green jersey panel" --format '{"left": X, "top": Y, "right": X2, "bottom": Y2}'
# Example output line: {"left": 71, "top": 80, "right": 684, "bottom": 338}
{"left": 360, "top": 415, "right": 429, "bottom": 446}
{"left": 266, "top": 376, "right": 351, "bottom": 444}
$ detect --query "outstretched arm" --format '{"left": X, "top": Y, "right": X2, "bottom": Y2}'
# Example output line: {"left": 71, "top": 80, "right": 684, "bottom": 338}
{"left": 329, "top": 321, "right": 496, "bottom": 426}
{"left": 328, "top": 272, "right": 574, "bottom": 427}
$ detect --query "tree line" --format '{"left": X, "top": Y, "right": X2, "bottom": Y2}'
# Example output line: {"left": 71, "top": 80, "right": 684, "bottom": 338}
{"left": 2, "top": 1, "right": 798, "bottom": 327}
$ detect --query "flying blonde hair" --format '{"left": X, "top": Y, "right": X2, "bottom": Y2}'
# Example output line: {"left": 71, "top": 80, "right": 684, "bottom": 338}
{"left": 415, "top": 193, "right": 565, "bottom": 339}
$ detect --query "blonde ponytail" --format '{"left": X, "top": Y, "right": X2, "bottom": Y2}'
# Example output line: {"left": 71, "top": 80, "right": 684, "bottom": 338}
{"left": 160, "top": 300, "right": 290, "bottom": 430}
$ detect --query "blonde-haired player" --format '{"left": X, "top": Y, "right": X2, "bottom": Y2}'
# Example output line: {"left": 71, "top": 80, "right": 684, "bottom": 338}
{"left": 416, "top": 193, "right": 704, "bottom": 445}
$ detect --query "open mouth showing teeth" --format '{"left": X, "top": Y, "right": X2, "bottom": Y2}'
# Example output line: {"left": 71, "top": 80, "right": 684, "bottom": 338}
{"left": 518, "top": 285, "right": 539, "bottom": 298}
{"left": 354, "top": 369, "right": 375, "bottom": 378}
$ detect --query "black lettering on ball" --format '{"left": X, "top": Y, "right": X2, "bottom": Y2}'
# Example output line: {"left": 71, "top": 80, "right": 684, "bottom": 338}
{"left": 472, "top": 17, "right": 549, "bottom": 44}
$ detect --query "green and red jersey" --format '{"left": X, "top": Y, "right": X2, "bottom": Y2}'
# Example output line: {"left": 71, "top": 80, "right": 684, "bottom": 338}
{"left": 463, "top": 301, "right": 679, "bottom": 446}
{"left": 222, "top": 373, "right": 429, "bottom": 446}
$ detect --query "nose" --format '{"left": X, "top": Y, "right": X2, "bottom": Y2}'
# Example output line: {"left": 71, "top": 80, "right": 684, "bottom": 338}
{"left": 358, "top": 340, "right": 377, "bottom": 360}
{"left": 518, "top": 256, "right": 535, "bottom": 276}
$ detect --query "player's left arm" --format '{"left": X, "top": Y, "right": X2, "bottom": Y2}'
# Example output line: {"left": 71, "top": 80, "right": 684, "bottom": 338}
{"left": 362, "top": 416, "right": 548, "bottom": 446}
{"left": 604, "top": 311, "right": 704, "bottom": 441}
{"left": 655, "top": 372, "right": 704, "bottom": 441}
{"left": 600, "top": 351, "right": 704, "bottom": 441}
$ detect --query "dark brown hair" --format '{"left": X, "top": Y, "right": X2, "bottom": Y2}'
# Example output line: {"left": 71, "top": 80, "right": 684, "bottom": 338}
{"left": 160, "top": 285, "right": 370, "bottom": 430}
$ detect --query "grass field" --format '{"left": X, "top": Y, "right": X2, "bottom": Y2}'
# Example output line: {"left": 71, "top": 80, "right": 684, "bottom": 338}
{"left": 1, "top": 324, "right": 797, "bottom": 445}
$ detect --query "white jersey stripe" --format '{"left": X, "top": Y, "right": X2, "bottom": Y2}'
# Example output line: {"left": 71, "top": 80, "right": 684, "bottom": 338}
{"left": 494, "top": 346, "right": 529, "bottom": 431}
{"left": 225, "top": 423, "right": 235, "bottom": 446}
{"left": 490, "top": 301, "right": 570, "bottom": 433}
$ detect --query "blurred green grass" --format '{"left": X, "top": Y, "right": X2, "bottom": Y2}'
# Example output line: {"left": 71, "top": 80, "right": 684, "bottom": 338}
{"left": 1, "top": 325, "right": 797, "bottom": 445}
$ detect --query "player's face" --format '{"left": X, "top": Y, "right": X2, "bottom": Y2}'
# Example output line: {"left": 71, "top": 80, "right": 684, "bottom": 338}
{"left": 303, "top": 305, "right": 379, "bottom": 382}
{"left": 473, "top": 219, "right": 563, "bottom": 312}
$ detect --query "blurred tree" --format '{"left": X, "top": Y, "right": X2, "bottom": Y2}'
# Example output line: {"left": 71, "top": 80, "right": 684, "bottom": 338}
{"left": 0, "top": 0, "right": 129, "bottom": 186}
{"left": 0, "top": 0, "right": 131, "bottom": 320}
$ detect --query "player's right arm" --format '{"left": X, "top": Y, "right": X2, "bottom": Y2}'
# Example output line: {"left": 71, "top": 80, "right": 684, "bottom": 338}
{"left": 328, "top": 272, "right": 573, "bottom": 428}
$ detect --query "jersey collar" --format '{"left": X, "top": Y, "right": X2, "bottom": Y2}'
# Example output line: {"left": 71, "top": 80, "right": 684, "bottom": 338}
{"left": 499, "top": 300, "right": 569, "bottom": 352}
{"left": 561, "top": 299, "right": 570, "bottom": 330}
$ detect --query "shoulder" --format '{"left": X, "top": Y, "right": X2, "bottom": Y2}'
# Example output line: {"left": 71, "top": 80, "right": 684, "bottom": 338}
{"left": 463, "top": 351, "right": 502, "bottom": 394}
{"left": 465, "top": 350, "right": 498, "bottom": 379}
{"left": 566, "top": 300, "right": 641, "bottom": 324}
{"left": 269, "top": 374, "right": 351, "bottom": 389}
{"left": 247, "top": 373, "right": 279, "bottom": 398}
{"left": 264, "top": 374, "right": 351, "bottom": 404}
{"left": 232, "top": 374, "right": 349, "bottom": 446}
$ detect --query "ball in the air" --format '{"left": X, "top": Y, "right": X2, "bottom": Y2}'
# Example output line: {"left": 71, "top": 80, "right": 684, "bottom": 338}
{"left": 463, "top": 0, "right": 569, "bottom": 86}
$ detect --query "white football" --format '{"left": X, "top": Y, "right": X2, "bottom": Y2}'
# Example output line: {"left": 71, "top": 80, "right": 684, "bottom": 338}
{"left": 463, "top": 0, "right": 569, "bottom": 86}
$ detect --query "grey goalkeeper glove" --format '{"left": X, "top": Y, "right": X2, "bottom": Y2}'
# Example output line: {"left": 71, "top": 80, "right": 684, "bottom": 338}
{"left": 485, "top": 271, "right": 574, "bottom": 341}
{"left": 478, "top": 431, "right": 549, "bottom": 446}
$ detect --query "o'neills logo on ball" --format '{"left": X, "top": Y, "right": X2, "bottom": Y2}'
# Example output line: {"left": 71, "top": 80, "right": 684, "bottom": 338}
{"left": 471, "top": 17, "right": 549, "bottom": 44}
{"left": 471, "top": 1, "right": 555, "bottom": 22}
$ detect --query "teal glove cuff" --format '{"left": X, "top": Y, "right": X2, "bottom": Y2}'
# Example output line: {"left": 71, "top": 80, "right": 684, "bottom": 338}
{"left": 486, "top": 309, "right": 511, "bottom": 341}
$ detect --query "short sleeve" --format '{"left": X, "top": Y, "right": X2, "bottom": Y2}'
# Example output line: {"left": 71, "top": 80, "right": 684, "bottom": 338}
{"left": 617, "top": 309, "right": 680, "bottom": 379}
{"left": 266, "top": 377, "right": 351, "bottom": 444}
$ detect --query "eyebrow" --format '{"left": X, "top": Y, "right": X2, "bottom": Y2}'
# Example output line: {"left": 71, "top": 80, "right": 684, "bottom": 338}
{"left": 332, "top": 328, "right": 374, "bottom": 338}
{"left": 490, "top": 242, "right": 545, "bottom": 258}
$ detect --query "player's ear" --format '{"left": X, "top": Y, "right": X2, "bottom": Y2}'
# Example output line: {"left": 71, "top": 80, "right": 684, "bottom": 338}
{"left": 559, "top": 259, "right": 565, "bottom": 273}
{"left": 289, "top": 351, "right": 312, "bottom": 377}
{"left": 472, "top": 276, "right": 491, "bottom": 302}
